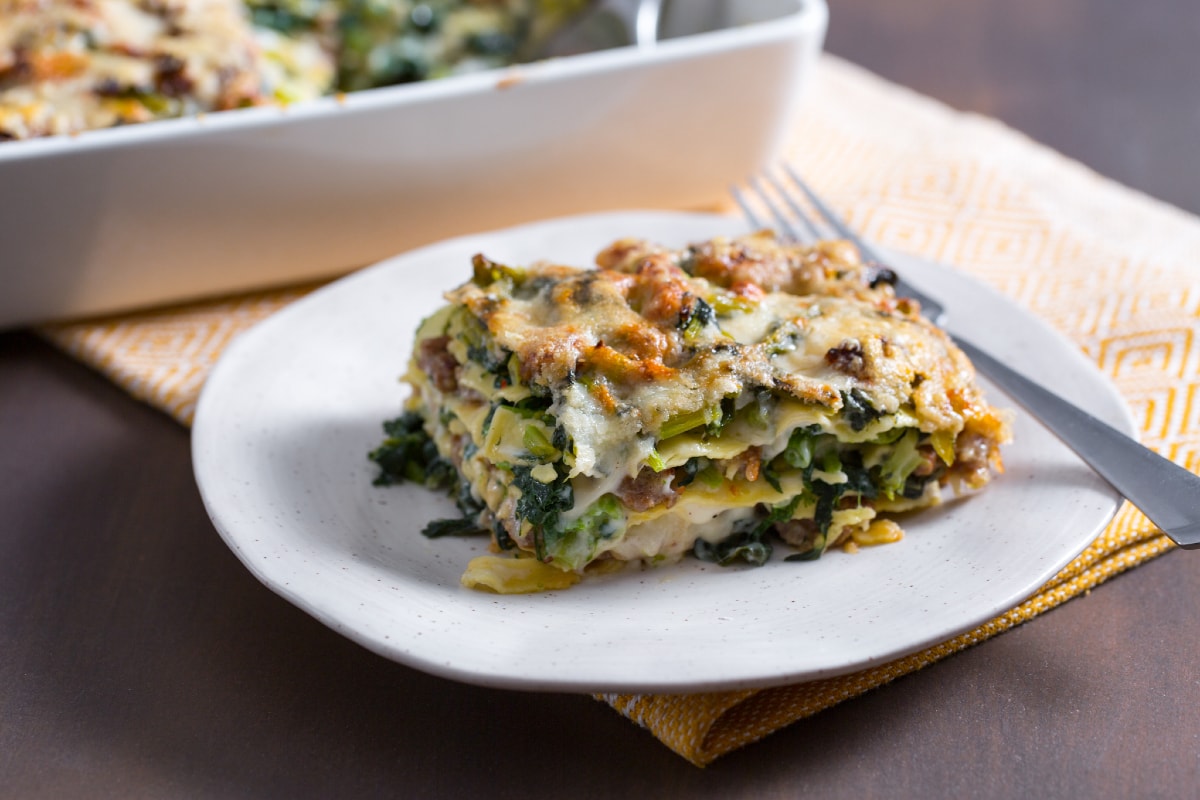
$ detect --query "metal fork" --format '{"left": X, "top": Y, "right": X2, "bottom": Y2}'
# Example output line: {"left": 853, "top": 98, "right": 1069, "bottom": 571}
{"left": 734, "top": 164, "right": 1200, "bottom": 550}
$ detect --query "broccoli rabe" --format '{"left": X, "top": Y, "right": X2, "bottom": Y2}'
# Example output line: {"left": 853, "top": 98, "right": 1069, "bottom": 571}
{"left": 511, "top": 467, "right": 626, "bottom": 569}
{"left": 369, "top": 412, "right": 484, "bottom": 538}
{"left": 368, "top": 411, "right": 455, "bottom": 488}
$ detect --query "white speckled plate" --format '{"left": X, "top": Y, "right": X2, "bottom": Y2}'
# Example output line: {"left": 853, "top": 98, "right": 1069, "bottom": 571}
{"left": 192, "top": 210, "right": 1129, "bottom": 693}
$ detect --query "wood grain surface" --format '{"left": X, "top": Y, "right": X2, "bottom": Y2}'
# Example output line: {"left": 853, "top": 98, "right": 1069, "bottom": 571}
{"left": 3, "top": 1, "right": 1200, "bottom": 796}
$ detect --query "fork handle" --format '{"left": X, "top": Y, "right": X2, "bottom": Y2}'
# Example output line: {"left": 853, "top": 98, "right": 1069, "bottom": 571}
{"left": 954, "top": 336, "right": 1200, "bottom": 549}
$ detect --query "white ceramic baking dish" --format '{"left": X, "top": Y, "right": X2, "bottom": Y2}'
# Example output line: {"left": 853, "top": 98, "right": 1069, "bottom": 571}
{"left": 0, "top": 0, "right": 827, "bottom": 329}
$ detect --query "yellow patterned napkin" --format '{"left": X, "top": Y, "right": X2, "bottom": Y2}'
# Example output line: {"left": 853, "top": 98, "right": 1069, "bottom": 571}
{"left": 40, "top": 55, "right": 1200, "bottom": 766}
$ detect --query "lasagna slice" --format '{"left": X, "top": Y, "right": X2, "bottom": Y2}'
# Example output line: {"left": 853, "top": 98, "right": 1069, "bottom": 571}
{"left": 373, "top": 232, "right": 1011, "bottom": 593}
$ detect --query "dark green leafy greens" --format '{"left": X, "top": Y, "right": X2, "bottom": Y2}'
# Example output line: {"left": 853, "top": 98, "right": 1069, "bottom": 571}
{"left": 510, "top": 466, "right": 624, "bottom": 568}
{"left": 840, "top": 388, "right": 882, "bottom": 431}
{"left": 421, "top": 513, "right": 480, "bottom": 540}
{"left": 368, "top": 411, "right": 483, "bottom": 538}
{"left": 511, "top": 464, "right": 574, "bottom": 560}
{"left": 678, "top": 296, "right": 717, "bottom": 340}
{"left": 693, "top": 496, "right": 806, "bottom": 567}
{"left": 693, "top": 527, "right": 773, "bottom": 567}
{"left": 368, "top": 411, "right": 454, "bottom": 488}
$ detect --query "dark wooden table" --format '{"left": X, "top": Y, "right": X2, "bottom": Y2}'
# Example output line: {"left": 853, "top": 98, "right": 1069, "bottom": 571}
{"left": 4, "top": 1, "right": 1199, "bottom": 796}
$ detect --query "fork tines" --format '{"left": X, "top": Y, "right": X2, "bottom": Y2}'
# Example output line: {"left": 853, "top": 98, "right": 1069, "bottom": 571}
{"left": 732, "top": 164, "right": 883, "bottom": 266}
{"left": 732, "top": 164, "right": 946, "bottom": 324}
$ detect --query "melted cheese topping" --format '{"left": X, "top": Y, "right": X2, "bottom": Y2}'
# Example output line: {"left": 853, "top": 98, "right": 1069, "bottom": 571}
{"left": 447, "top": 244, "right": 997, "bottom": 480}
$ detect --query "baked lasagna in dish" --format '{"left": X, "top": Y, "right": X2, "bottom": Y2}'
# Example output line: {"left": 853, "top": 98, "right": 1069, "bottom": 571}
{"left": 371, "top": 232, "right": 1012, "bottom": 592}
{"left": 0, "top": 0, "right": 586, "bottom": 139}
{"left": 0, "top": 0, "right": 294, "bottom": 139}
